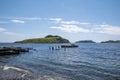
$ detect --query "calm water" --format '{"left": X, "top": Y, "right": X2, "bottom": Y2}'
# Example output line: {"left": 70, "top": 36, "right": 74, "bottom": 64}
{"left": 0, "top": 43, "right": 120, "bottom": 80}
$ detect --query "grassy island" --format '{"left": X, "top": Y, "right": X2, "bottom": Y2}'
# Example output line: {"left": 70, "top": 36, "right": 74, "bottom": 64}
{"left": 15, "top": 35, "right": 70, "bottom": 43}
{"left": 76, "top": 40, "right": 96, "bottom": 43}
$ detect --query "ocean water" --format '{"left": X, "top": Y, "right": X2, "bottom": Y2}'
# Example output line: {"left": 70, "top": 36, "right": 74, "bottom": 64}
{"left": 0, "top": 43, "right": 120, "bottom": 80}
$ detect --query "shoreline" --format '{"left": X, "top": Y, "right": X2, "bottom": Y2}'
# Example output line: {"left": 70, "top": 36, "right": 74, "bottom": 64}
{"left": 0, "top": 46, "right": 33, "bottom": 56}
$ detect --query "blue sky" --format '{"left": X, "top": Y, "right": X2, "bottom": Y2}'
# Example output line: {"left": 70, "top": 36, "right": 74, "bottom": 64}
{"left": 0, "top": 0, "right": 120, "bottom": 42}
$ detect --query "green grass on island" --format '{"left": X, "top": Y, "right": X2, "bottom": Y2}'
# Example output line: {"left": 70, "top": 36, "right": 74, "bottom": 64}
{"left": 15, "top": 35, "right": 70, "bottom": 43}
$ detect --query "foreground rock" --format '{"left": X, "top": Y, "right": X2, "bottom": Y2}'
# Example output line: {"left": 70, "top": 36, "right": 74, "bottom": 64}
{"left": 0, "top": 65, "right": 64, "bottom": 80}
{"left": 0, "top": 46, "right": 31, "bottom": 55}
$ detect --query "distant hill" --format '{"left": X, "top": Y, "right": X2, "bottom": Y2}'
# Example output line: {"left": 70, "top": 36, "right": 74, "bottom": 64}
{"left": 101, "top": 40, "right": 120, "bottom": 43}
{"left": 76, "top": 40, "right": 96, "bottom": 43}
{"left": 15, "top": 35, "right": 70, "bottom": 43}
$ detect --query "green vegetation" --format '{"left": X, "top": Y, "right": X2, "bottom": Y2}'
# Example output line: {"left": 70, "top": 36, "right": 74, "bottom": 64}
{"left": 76, "top": 40, "right": 96, "bottom": 43}
{"left": 15, "top": 35, "right": 70, "bottom": 43}
{"left": 101, "top": 40, "right": 120, "bottom": 43}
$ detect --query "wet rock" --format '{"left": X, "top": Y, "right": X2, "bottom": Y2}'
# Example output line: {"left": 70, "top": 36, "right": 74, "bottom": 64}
{"left": 0, "top": 46, "right": 31, "bottom": 56}
{"left": 0, "top": 65, "right": 65, "bottom": 80}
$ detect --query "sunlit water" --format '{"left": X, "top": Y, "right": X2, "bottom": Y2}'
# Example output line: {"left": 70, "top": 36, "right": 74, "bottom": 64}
{"left": 0, "top": 43, "right": 120, "bottom": 80}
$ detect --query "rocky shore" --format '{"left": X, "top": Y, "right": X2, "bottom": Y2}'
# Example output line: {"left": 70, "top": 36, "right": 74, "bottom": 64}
{"left": 0, "top": 46, "right": 31, "bottom": 55}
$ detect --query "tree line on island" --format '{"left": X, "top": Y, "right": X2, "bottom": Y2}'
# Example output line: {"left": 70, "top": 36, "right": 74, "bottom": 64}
{"left": 15, "top": 35, "right": 120, "bottom": 43}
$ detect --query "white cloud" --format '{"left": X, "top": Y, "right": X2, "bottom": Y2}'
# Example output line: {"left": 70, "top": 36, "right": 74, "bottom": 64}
{"left": 49, "top": 18, "right": 90, "bottom": 25}
{"left": 79, "top": 22, "right": 90, "bottom": 25}
{"left": 49, "top": 18, "right": 62, "bottom": 22}
{"left": 49, "top": 18, "right": 79, "bottom": 25}
{"left": 94, "top": 24, "right": 120, "bottom": 35}
{"left": 0, "top": 28, "right": 21, "bottom": 36}
{"left": 0, "top": 27, "right": 22, "bottom": 36}
{"left": 49, "top": 18, "right": 90, "bottom": 33}
{"left": 50, "top": 25, "right": 90, "bottom": 33}
{"left": 4, "top": 32, "right": 16, "bottom": 35}
{"left": 61, "top": 21, "right": 79, "bottom": 25}
{"left": 3, "top": 31, "right": 22, "bottom": 36}
{"left": 0, "top": 28, "right": 6, "bottom": 32}
{"left": 16, "top": 17, "right": 42, "bottom": 20}
{"left": 11, "top": 20, "right": 25, "bottom": 23}
{"left": 0, "top": 17, "right": 42, "bottom": 21}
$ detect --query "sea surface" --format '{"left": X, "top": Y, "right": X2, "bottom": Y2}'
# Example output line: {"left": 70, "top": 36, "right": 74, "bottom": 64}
{"left": 0, "top": 43, "right": 120, "bottom": 80}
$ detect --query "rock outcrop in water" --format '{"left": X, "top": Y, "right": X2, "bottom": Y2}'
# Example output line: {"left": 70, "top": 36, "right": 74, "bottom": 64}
{"left": 0, "top": 46, "right": 30, "bottom": 55}
{"left": 61, "top": 44, "right": 78, "bottom": 48}
{"left": 15, "top": 35, "right": 70, "bottom": 43}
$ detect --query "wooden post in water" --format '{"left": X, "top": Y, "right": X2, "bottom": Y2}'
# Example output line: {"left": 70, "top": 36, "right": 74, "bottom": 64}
{"left": 51, "top": 46, "right": 54, "bottom": 51}
{"left": 64, "top": 47, "right": 66, "bottom": 51}
{"left": 49, "top": 46, "right": 51, "bottom": 50}
{"left": 58, "top": 45, "right": 60, "bottom": 50}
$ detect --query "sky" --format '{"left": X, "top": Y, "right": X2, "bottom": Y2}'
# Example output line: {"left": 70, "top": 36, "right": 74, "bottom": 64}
{"left": 0, "top": 0, "right": 120, "bottom": 42}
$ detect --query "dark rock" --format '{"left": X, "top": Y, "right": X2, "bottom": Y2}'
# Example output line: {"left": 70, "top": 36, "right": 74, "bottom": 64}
{"left": 61, "top": 44, "right": 78, "bottom": 48}
{"left": 0, "top": 46, "right": 30, "bottom": 56}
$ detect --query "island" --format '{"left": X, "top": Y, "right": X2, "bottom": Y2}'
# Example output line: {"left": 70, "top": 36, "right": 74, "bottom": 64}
{"left": 76, "top": 40, "right": 96, "bottom": 43}
{"left": 101, "top": 40, "right": 120, "bottom": 43}
{"left": 15, "top": 35, "right": 70, "bottom": 43}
